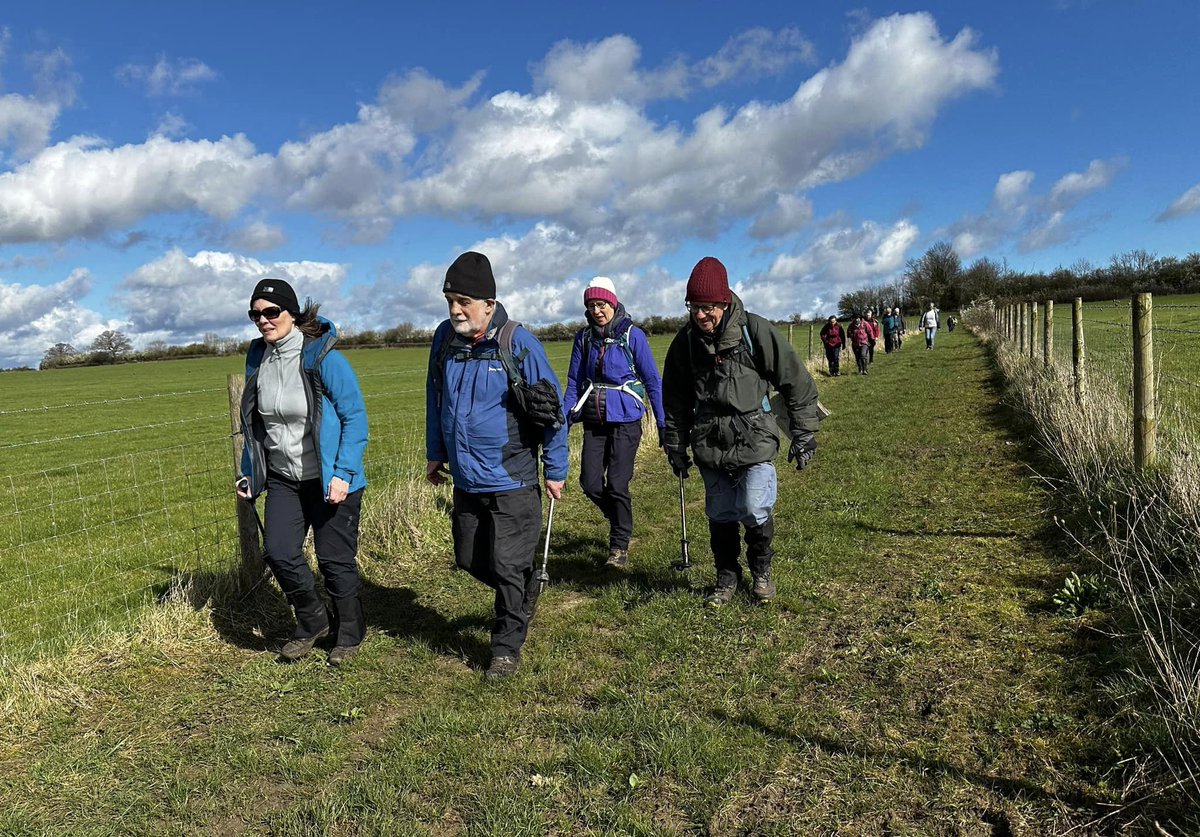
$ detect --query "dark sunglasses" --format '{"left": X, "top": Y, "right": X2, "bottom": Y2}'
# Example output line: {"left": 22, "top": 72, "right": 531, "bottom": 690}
{"left": 248, "top": 306, "right": 285, "bottom": 322}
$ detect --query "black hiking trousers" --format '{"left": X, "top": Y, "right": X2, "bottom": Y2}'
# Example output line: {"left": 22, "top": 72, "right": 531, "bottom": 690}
{"left": 579, "top": 420, "right": 642, "bottom": 550}
{"left": 452, "top": 485, "right": 542, "bottom": 659}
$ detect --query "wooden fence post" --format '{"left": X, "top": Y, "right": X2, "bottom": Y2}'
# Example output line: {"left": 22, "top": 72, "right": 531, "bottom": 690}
{"left": 1072, "top": 297, "right": 1085, "bottom": 405}
{"left": 808, "top": 323, "right": 814, "bottom": 360}
{"left": 1028, "top": 301, "right": 1038, "bottom": 359}
{"left": 788, "top": 323, "right": 793, "bottom": 346}
{"left": 1132, "top": 293, "right": 1156, "bottom": 471}
{"left": 1043, "top": 299, "right": 1054, "bottom": 368}
{"left": 228, "top": 374, "right": 264, "bottom": 585}
{"left": 1018, "top": 303, "right": 1026, "bottom": 350}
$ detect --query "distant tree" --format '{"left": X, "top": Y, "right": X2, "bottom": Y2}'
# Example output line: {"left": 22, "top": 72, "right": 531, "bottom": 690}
{"left": 40, "top": 342, "right": 79, "bottom": 369}
{"left": 904, "top": 241, "right": 963, "bottom": 309}
{"left": 837, "top": 290, "right": 875, "bottom": 319}
{"left": 90, "top": 330, "right": 134, "bottom": 363}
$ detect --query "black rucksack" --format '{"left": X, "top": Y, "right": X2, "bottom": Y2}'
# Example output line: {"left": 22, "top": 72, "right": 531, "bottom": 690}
{"left": 433, "top": 320, "right": 564, "bottom": 431}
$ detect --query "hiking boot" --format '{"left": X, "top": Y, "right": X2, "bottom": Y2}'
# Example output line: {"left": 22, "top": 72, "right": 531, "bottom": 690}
{"left": 605, "top": 547, "right": 629, "bottom": 569}
{"left": 280, "top": 625, "right": 330, "bottom": 661}
{"left": 327, "top": 644, "right": 362, "bottom": 667}
{"left": 704, "top": 584, "right": 737, "bottom": 608}
{"left": 752, "top": 574, "right": 777, "bottom": 603}
{"left": 484, "top": 655, "right": 520, "bottom": 682}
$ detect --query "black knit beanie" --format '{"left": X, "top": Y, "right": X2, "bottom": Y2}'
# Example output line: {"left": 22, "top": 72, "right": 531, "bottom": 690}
{"left": 443, "top": 251, "right": 496, "bottom": 300}
{"left": 249, "top": 278, "right": 301, "bottom": 314}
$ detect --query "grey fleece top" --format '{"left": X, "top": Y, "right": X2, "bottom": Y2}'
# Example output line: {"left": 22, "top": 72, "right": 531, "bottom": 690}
{"left": 255, "top": 326, "right": 319, "bottom": 481}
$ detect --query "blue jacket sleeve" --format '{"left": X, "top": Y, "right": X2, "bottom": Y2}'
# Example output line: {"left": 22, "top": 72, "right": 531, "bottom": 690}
{"left": 426, "top": 322, "right": 450, "bottom": 463}
{"left": 630, "top": 326, "right": 665, "bottom": 427}
{"left": 516, "top": 329, "right": 568, "bottom": 483}
{"left": 563, "top": 329, "right": 586, "bottom": 426}
{"left": 322, "top": 351, "right": 369, "bottom": 484}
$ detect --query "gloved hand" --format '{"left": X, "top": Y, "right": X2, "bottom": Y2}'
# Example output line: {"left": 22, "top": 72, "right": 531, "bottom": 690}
{"left": 666, "top": 448, "right": 692, "bottom": 479}
{"left": 787, "top": 433, "right": 817, "bottom": 471}
{"left": 656, "top": 425, "right": 666, "bottom": 449}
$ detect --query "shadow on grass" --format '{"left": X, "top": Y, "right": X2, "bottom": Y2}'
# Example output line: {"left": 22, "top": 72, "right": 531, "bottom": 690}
{"left": 710, "top": 707, "right": 1107, "bottom": 815}
{"left": 545, "top": 532, "right": 699, "bottom": 599}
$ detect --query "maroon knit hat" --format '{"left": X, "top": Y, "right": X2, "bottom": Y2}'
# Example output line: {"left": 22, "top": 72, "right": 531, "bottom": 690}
{"left": 686, "top": 257, "right": 731, "bottom": 305}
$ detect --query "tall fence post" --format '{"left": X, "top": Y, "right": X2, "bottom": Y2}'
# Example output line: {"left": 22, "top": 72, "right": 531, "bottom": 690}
{"left": 1132, "top": 293, "right": 1156, "bottom": 471}
{"left": 808, "top": 323, "right": 814, "bottom": 360}
{"left": 1043, "top": 299, "right": 1054, "bottom": 368}
{"left": 788, "top": 323, "right": 793, "bottom": 346}
{"left": 228, "top": 374, "right": 264, "bottom": 585}
{"left": 1028, "top": 301, "right": 1038, "bottom": 359}
{"left": 1018, "top": 303, "right": 1026, "bottom": 350}
{"left": 1072, "top": 297, "right": 1086, "bottom": 405}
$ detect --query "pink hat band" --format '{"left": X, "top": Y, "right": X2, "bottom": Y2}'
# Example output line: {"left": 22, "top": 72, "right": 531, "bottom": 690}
{"left": 584, "top": 287, "right": 618, "bottom": 307}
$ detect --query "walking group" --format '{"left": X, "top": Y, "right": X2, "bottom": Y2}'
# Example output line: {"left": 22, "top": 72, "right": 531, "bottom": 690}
{"left": 235, "top": 254, "right": 821, "bottom": 681}
{"left": 818, "top": 302, "right": 945, "bottom": 377}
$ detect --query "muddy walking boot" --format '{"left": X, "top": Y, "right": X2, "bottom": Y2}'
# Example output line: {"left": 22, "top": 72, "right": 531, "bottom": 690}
{"left": 746, "top": 515, "right": 777, "bottom": 604}
{"left": 605, "top": 547, "right": 629, "bottom": 570}
{"left": 484, "top": 655, "right": 520, "bottom": 682}
{"left": 327, "top": 595, "right": 365, "bottom": 667}
{"left": 280, "top": 589, "right": 330, "bottom": 661}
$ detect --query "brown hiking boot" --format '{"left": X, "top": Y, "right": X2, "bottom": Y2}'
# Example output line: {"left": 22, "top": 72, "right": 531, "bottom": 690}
{"left": 605, "top": 547, "right": 629, "bottom": 569}
{"left": 327, "top": 644, "right": 361, "bottom": 667}
{"left": 752, "top": 573, "right": 777, "bottom": 603}
{"left": 279, "top": 625, "right": 330, "bottom": 661}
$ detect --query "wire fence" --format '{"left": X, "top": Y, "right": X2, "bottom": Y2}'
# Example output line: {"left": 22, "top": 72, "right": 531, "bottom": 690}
{"left": 0, "top": 362, "right": 434, "bottom": 662}
{"left": 990, "top": 293, "right": 1200, "bottom": 466}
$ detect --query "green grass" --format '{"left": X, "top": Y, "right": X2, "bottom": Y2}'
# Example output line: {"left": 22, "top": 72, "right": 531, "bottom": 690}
{"left": 0, "top": 325, "right": 1158, "bottom": 833}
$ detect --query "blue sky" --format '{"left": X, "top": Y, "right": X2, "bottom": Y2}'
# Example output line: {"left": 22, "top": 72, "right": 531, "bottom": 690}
{"left": 1, "top": 1, "right": 1197, "bottom": 367}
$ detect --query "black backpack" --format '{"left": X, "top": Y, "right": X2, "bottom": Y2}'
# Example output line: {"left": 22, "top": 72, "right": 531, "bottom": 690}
{"left": 433, "top": 320, "right": 564, "bottom": 431}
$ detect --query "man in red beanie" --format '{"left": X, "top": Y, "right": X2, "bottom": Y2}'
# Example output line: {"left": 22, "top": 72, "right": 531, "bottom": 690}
{"left": 661, "top": 256, "right": 820, "bottom": 606}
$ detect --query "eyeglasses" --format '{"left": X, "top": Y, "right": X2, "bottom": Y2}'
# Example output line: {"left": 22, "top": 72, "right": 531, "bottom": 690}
{"left": 686, "top": 302, "right": 720, "bottom": 315}
{"left": 585, "top": 300, "right": 612, "bottom": 310}
{"left": 248, "top": 306, "right": 285, "bottom": 322}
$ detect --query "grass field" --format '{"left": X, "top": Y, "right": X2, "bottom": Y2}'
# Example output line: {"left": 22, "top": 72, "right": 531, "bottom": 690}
{"left": 2, "top": 323, "right": 1177, "bottom": 834}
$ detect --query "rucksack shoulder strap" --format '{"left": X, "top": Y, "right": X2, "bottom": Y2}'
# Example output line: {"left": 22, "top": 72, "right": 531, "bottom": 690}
{"left": 497, "top": 319, "right": 528, "bottom": 387}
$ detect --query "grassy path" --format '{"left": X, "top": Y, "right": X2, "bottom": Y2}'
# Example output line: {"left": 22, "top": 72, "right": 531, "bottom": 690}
{"left": 0, "top": 329, "right": 1120, "bottom": 835}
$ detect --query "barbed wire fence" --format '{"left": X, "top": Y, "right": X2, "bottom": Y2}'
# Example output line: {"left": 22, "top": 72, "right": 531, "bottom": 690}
{"left": 0, "top": 368, "right": 433, "bottom": 662}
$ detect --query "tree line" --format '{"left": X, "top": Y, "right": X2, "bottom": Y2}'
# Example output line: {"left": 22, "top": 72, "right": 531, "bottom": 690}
{"left": 837, "top": 242, "right": 1200, "bottom": 318}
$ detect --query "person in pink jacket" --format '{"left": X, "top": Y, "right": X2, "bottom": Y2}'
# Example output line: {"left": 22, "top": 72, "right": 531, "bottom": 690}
{"left": 863, "top": 310, "right": 881, "bottom": 364}
{"left": 847, "top": 316, "right": 872, "bottom": 375}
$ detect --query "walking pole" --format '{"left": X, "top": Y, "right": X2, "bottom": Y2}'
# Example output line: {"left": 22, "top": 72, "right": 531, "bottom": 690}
{"left": 536, "top": 497, "right": 556, "bottom": 593}
{"left": 672, "top": 473, "right": 691, "bottom": 572}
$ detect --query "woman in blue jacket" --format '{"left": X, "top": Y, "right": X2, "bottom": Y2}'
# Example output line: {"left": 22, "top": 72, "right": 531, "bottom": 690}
{"left": 564, "top": 277, "right": 665, "bottom": 569}
{"left": 236, "top": 278, "right": 369, "bottom": 666}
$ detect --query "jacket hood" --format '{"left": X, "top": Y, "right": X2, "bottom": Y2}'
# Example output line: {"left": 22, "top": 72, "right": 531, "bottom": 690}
{"left": 704, "top": 291, "right": 747, "bottom": 351}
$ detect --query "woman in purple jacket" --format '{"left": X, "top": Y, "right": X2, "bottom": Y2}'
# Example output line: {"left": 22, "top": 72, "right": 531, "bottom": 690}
{"left": 564, "top": 277, "right": 666, "bottom": 569}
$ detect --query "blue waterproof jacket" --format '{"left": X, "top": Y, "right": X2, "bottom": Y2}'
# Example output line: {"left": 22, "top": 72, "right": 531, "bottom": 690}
{"left": 564, "top": 317, "right": 665, "bottom": 427}
{"left": 240, "top": 317, "right": 368, "bottom": 500}
{"left": 426, "top": 303, "right": 569, "bottom": 494}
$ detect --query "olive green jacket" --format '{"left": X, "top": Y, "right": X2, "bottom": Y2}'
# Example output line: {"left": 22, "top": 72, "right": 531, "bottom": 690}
{"left": 662, "top": 293, "right": 819, "bottom": 471}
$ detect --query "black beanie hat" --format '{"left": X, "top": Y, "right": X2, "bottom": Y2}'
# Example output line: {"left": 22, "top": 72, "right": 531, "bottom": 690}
{"left": 443, "top": 251, "right": 496, "bottom": 300}
{"left": 250, "top": 278, "right": 301, "bottom": 314}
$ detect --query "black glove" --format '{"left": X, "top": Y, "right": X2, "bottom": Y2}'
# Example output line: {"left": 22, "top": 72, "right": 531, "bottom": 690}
{"left": 666, "top": 448, "right": 691, "bottom": 479}
{"left": 787, "top": 433, "right": 817, "bottom": 471}
{"left": 656, "top": 426, "right": 666, "bottom": 449}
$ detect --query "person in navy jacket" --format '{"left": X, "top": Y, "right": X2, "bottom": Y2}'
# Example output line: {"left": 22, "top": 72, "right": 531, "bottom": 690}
{"left": 237, "top": 278, "right": 369, "bottom": 666}
{"left": 425, "top": 251, "right": 569, "bottom": 681}
{"left": 563, "top": 277, "right": 665, "bottom": 570}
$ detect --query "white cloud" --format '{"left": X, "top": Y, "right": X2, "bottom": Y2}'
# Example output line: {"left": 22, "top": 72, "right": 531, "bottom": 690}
{"left": 227, "top": 220, "right": 286, "bottom": 251}
{"left": 0, "top": 135, "right": 271, "bottom": 243}
{"left": 152, "top": 111, "right": 191, "bottom": 138}
{"left": 377, "top": 68, "right": 483, "bottom": 132}
{"left": 1157, "top": 183, "right": 1200, "bottom": 222}
{"left": 533, "top": 35, "right": 688, "bottom": 103}
{"left": 0, "top": 93, "right": 59, "bottom": 158}
{"left": 696, "top": 27, "right": 817, "bottom": 87}
{"left": 941, "top": 159, "right": 1123, "bottom": 257}
{"left": 116, "top": 55, "right": 217, "bottom": 96}
{"left": 115, "top": 249, "right": 348, "bottom": 340}
{"left": 993, "top": 170, "right": 1034, "bottom": 210}
{"left": 749, "top": 219, "right": 919, "bottom": 317}
{"left": 0, "top": 269, "right": 128, "bottom": 368}
{"left": 749, "top": 193, "right": 815, "bottom": 239}
{"left": 1049, "top": 158, "right": 1122, "bottom": 209}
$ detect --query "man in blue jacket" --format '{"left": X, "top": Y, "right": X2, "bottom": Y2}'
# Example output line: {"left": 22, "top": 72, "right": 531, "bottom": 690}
{"left": 425, "top": 251, "right": 569, "bottom": 681}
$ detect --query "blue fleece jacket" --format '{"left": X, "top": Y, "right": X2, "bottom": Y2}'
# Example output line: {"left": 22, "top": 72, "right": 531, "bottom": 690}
{"left": 240, "top": 317, "right": 368, "bottom": 500}
{"left": 563, "top": 317, "right": 665, "bottom": 427}
{"left": 426, "top": 303, "right": 569, "bottom": 494}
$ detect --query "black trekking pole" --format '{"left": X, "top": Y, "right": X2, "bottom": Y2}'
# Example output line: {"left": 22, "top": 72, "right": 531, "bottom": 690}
{"left": 672, "top": 473, "right": 691, "bottom": 572}
{"left": 238, "top": 489, "right": 275, "bottom": 601}
{"left": 536, "top": 497, "right": 556, "bottom": 593}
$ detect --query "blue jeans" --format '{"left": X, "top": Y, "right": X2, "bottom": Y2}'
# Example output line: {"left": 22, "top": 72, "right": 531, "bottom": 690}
{"left": 699, "top": 462, "right": 777, "bottom": 527}
{"left": 925, "top": 327, "right": 936, "bottom": 348}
